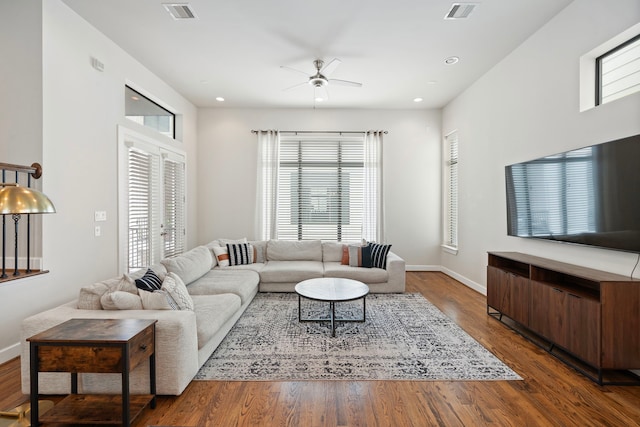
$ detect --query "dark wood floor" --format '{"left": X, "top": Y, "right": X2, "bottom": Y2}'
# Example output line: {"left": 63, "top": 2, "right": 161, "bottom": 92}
{"left": 2, "top": 272, "right": 640, "bottom": 426}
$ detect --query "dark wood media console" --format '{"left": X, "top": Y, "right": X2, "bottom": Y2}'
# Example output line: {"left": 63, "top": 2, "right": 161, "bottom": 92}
{"left": 487, "top": 251, "right": 640, "bottom": 385}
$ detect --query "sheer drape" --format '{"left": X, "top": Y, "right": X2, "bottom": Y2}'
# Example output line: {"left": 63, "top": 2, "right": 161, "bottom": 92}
{"left": 255, "top": 130, "right": 280, "bottom": 240}
{"left": 363, "top": 130, "right": 384, "bottom": 242}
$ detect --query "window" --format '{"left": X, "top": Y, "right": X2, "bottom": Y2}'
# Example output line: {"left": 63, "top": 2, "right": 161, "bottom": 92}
{"left": 125, "top": 86, "right": 175, "bottom": 139}
{"left": 579, "top": 24, "right": 640, "bottom": 111}
{"left": 596, "top": 34, "right": 640, "bottom": 106}
{"left": 119, "top": 128, "right": 186, "bottom": 273}
{"left": 443, "top": 131, "right": 458, "bottom": 251}
{"left": 257, "top": 131, "right": 383, "bottom": 242}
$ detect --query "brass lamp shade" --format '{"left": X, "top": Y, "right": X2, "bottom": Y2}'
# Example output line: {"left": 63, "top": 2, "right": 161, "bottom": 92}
{"left": 0, "top": 183, "right": 56, "bottom": 214}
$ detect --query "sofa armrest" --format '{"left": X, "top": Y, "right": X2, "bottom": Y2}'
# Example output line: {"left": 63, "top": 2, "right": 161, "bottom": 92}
{"left": 385, "top": 251, "right": 406, "bottom": 292}
{"left": 21, "top": 301, "right": 199, "bottom": 396}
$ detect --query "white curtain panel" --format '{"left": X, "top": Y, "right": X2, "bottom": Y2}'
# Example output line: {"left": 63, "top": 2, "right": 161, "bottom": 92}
{"left": 363, "top": 130, "right": 384, "bottom": 243}
{"left": 255, "top": 130, "right": 280, "bottom": 240}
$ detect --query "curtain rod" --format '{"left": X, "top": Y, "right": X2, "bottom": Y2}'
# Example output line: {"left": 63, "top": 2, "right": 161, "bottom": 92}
{"left": 251, "top": 130, "right": 387, "bottom": 134}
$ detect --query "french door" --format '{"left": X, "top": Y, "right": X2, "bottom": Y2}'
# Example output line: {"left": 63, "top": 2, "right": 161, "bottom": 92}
{"left": 118, "top": 127, "right": 186, "bottom": 273}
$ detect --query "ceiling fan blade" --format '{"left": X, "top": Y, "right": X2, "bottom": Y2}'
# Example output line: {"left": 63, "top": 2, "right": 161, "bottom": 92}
{"left": 320, "top": 58, "right": 341, "bottom": 76}
{"left": 280, "top": 65, "right": 310, "bottom": 76}
{"left": 283, "top": 81, "right": 308, "bottom": 91}
{"left": 328, "top": 78, "right": 362, "bottom": 88}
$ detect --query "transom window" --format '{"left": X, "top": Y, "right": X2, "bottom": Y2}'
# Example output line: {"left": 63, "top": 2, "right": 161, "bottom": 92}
{"left": 125, "top": 86, "right": 175, "bottom": 139}
{"left": 596, "top": 34, "right": 640, "bottom": 106}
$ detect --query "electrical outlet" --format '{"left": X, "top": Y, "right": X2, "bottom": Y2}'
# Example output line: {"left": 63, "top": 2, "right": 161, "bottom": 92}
{"left": 94, "top": 211, "right": 107, "bottom": 222}
{"left": 95, "top": 226, "right": 101, "bottom": 237}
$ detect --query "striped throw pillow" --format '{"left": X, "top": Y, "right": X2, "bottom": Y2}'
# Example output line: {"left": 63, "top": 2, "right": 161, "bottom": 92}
{"left": 370, "top": 243, "right": 391, "bottom": 269}
{"left": 135, "top": 268, "right": 163, "bottom": 291}
{"left": 226, "top": 243, "right": 254, "bottom": 266}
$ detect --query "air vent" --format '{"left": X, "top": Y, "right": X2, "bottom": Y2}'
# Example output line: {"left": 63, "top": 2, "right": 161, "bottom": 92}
{"left": 163, "top": 3, "right": 197, "bottom": 20}
{"left": 444, "top": 3, "right": 478, "bottom": 20}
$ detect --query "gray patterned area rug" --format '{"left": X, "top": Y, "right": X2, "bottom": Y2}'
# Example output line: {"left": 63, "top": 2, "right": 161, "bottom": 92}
{"left": 195, "top": 292, "right": 521, "bottom": 381}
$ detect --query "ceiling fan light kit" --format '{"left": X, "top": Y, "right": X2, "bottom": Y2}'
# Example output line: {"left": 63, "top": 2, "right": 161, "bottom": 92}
{"left": 281, "top": 58, "right": 362, "bottom": 103}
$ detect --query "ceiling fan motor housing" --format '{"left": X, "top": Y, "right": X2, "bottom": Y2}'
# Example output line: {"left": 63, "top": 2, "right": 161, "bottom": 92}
{"left": 309, "top": 75, "right": 328, "bottom": 87}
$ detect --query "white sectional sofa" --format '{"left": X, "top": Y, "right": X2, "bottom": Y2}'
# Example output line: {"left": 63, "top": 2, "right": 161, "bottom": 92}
{"left": 21, "top": 239, "right": 405, "bottom": 396}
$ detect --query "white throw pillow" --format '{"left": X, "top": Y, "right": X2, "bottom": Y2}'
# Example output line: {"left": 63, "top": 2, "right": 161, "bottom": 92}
{"left": 162, "top": 272, "right": 194, "bottom": 311}
{"left": 139, "top": 289, "right": 176, "bottom": 310}
{"left": 212, "top": 245, "right": 230, "bottom": 267}
{"left": 101, "top": 291, "right": 143, "bottom": 310}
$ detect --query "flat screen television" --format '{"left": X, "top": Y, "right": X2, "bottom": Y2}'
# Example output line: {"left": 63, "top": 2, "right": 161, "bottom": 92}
{"left": 505, "top": 133, "right": 640, "bottom": 253}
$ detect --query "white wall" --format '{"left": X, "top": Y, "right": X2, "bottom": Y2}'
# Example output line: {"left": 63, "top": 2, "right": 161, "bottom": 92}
{"left": 197, "top": 108, "right": 442, "bottom": 267}
{"left": 442, "top": 0, "right": 640, "bottom": 292}
{"left": 0, "top": 0, "right": 198, "bottom": 363}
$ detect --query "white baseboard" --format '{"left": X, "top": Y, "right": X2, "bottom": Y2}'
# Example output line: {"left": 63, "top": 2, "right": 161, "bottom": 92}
{"left": 0, "top": 342, "right": 21, "bottom": 365}
{"left": 406, "top": 265, "right": 487, "bottom": 296}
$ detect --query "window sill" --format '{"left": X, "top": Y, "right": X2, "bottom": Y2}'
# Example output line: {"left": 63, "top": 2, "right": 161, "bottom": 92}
{"left": 441, "top": 244, "right": 458, "bottom": 255}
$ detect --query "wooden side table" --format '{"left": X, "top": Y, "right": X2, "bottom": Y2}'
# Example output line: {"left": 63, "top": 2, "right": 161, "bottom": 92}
{"left": 28, "top": 318, "right": 157, "bottom": 426}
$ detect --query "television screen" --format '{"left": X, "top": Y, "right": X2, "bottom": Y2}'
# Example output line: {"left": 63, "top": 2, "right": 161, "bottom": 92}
{"left": 505, "top": 134, "right": 640, "bottom": 253}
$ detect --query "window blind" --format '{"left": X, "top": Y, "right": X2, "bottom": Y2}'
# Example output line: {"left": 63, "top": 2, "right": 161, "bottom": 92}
{"left": 128, "top": 147, "right": 160, "bottom": 271}
{"left": 444, "top": 132, "right": 458, "bottom": 248}
{"left": 276, "top": 137, "right": 365, "bottom": 241}
{"left": 598, "top": 34, "right": 640, "bottom": 105}
{"left": 163, "top": 157, "right": 186, "bottom": 258}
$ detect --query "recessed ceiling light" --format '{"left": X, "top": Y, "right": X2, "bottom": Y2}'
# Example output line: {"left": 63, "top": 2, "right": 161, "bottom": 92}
{"left": 215, "top": 97, "right": 225, "bottom": 102}
{"left": 427, "top": 81, "right": 438, "bottom": 85}
{"left": 414, "top": 97, "right": 423, "bottom": 103}
{"left": 315, "top": 97, "right": 324, "bottom": 102}
{"left": 444, "top": 56, "right": 459, "bottom": 65}
{"left": 131, "top": 96, "right": 139, "bottom": 101}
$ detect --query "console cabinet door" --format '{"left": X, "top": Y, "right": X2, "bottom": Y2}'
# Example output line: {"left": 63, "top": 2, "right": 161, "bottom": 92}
{"left": 508, "top": 274, "right": 530, "bottom": 327}
{"left": 487, "top": 266, "right": 507, "bottom": 313}
{"left": 566, "top": 294, "right": 601, "bottom": 367}
{"left": 487, "top": 266, "right": 529, "bottom": 326}
{"left": 529, "top": 281, "right": 567, "bottom": 346}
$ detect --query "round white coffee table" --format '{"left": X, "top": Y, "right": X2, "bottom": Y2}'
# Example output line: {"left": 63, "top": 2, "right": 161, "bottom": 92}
{"left": 295, "top": 277, "right": 370, "bottom": 337}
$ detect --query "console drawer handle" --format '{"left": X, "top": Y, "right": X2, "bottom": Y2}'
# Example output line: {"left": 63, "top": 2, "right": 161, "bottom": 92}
{"left": 140, "top": 344, "right": 147, "bottom": 351}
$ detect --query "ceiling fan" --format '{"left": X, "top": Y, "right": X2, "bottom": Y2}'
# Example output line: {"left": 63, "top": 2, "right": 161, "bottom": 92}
{"left": 281, "top": 58, "right": 362, "bottom": 101}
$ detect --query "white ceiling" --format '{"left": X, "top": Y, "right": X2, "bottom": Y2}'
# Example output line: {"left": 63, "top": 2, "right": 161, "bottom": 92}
{"left": 61, "top": 0, "right": 574, "bottom": 109}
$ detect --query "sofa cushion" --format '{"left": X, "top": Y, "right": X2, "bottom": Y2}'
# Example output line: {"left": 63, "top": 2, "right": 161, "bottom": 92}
{"left": 248, "top": 240, "right": 267, "bottom": 263}
{"left": 162, "top": 246, "right": 213, "bottom": 285}
{"left": 100, "top": 291, "right": 143, "bottom": 310}
{"left": 323, "top": 262, "right": 389, "bottom": 283}
{"left": 139, "top": 289, "right": 176, "bottom": 310}
{"left": 349, "top": 244, "right": 372, "bottom": 267}
{"left": 187, "top": 269, "right": 259, "bottom": 305}
{"left": 267, "top": 240, "right": 322, "bottom": 261}
{"left": 163, "top": 272, "right": 195, "bottom": 311}
{"left": 370, "top": 243, "right": 392, "bottom": 269}
{"left": 321, "top": 241, "right": 361, "bottom": 262}
{"left": 78, "top": 275, "right": 138, "bottom": 310}
{"left": 226, "top": 243, "right": 254, "bottom": 265}
{"left": 192, "top": 294, "right": 241, "bottom": 349}
{"left": 260, "top": 260, "right": 324, "bottom": 283}
{"left": 135, "top": 269, "right": 163, "bottom": 292}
